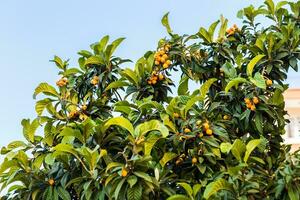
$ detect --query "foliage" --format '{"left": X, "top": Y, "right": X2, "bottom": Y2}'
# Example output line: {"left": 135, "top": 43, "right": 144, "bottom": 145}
{"left": 1, "top": 0, "right": 300, "bottom": 199}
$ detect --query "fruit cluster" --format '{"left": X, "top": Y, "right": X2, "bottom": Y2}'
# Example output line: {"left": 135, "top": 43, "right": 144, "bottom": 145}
{"left": 226, "top": 24, "right": 240, "bottom": 36}
{"left": 148, "top": 44, "right": 172, "bottom": 85}
{"left": 91, "top": 75, "right": 99, "bottom": 86}
{"left": 154, "top": 45, "right": 172, "bottom": 68}
{"left": 244, "top": 97, "right": 260, "bottom": 111}
{"left": 196, "top": 120, "right": 213, "bottom": 136}
{"left": 56, "top": 77, "right": 68, "bottom": 87}
{"left": 147, "top": 71, "right": 164, "bottom": 85}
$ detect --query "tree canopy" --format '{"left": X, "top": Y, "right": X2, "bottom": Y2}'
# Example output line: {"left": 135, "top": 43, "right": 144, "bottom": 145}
{"left": 1, "top": 0, "right": 300, "bottom": 199}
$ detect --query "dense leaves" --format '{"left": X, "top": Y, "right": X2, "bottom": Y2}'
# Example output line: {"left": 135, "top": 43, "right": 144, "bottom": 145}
{"left": 1, "top": 0, "right": 300, "bottom": 199}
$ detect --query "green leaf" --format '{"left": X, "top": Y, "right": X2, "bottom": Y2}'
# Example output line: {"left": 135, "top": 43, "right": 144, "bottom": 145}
{"left": 221, "top": 62, "right": 236, "bottom": 78}
{"left": 167, "top": 195, "right": 191, "bottom": 200}
{"left": 22, "top": 118, "right": 40, "bottom": 143}
{"left": 133, "top": 171, "right": 153, "bottom": 183}
{"left": 159, "top": 152, "right": 177, "bottom": 167}
{"left": 247, "top": 54, "right": 265, "bottom": 77}
{"left": 105, "top": 81, "right": 129, "bottom": 91}
{"left": 178, "top": 75, "right": 189, "bottom": 95}
{"left": 218, "top": 15, "right": 228, "bottom": 38}
{"left": 121, "top": 68, "right": 139, "bottom": 86}
{"left": 7, "top": 141, "right": 27, "bottom": 150}
{"left": 127, "top": 184, "right": 142, "bottom": 200}
{"left": 33, "top": 83, "right": 59, "bottom": 99}
{"left": 288, "top": 185, "right": 300, "bottom": 200}
{"left": 250, "top": 72, "right": 266, "bottom": 89}
{"left": 102, "top": 116, "right": 134, "bottom": 136}
{"left": 208, "top": 20, "right": 220, "bottom": 41}
{"left": 99, "top": 35, "right": 110, "bottom": 51}
{"left": 84, "top": 55, "right": 104, "bottom": 66}
{"left": 193, "top": 184, "right": 202, "bottom": 197}
{"left": 144, "top": 134, "right": 161, "bottom": 156}
{"left": 57, "top": 186, "right": 71, "bottom": 200}
{"left": 127, "top": 176, "right": 138, "bottom": 188}
{"left": 198, "top": 27, "right": 211, "bottom": 43}
{"left": 183, "top": 95, "right": 203, "bottom": 119}
{"left": 231, "top": 139, "right": 246, "bottom": 162}
{"left": 115, "top": 178, "right": 126, "bottom": 200}
{"left": 161, "top": 12, "right": 172, "bottom": 34}
{"left": 200, "top": 78, "right": 217, "bottom": 99}
{"left": 63, "top": 68, "right": 82, "bottom": 76}
{"left": 265, "top": 0, "right": 275, "bottom": 14}
{"left": 51, "top": 56, "right": 65, "bottom": 70}
{"left": 220, "top": 142, "right": 232, "bottom": 154}
{"left": 225, "top": 78, "right": 248, "bottom": 93}
{"left": 35, "top": 98, "right": 52, "bottom": 116}
{"left": 244, "top": 139, "right": 261, "bottom": 163}
{"left": 134, "top": 120, "right": 169, "bottom": 138}
{"left": 255, "top": 113, "right": 263, "bottom": 134}
{"left": 110, "top": 37, "right": 125, "bottom": 56}
{"left": 203, "top": 179, "right": 233, "bottom": 199}
{"left": 53, "top": 144, "right": 78, "bottom": 158}
{"left": 59, "top": 127, "right": 84, "bottom": 143}
{"left": 177, "top": 183, "right": 193, "bottom": 199}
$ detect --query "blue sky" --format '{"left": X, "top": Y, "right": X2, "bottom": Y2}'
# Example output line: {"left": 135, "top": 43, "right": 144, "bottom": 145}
{"left": 0, "top": 0, "right": 299, "bottom": 147}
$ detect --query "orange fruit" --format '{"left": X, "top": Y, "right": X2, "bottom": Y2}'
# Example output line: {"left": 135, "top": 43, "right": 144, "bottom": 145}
{"left": 155, "top": 60, "right": 160, "bottom": 65}
{"left": 48, "top": 178, "right": 55, "bottom": 186}
{"left": 173, "top": 112, "right": 180, "bottom": 118}
{"left": 244, "top": 98, "right": 251, "bottom": 104}
{"left": 203, "top": 122, "right": 210, "bottom": 130}
{"left": 266, "top": 79, "right": 273, "bottom": 86}
{"left": 252, "top": 97, "right": 259, "bottom": 104}
{"left": 147, "top": 80, "right": 152, "bottom": 85}
{"left": 192, "top": 157, "right": 198, "bottom": 164}
{"left": 160, "top": 57, "right": 166, "bottom": 63}
{"left": 162, "top": 54, "right": 168, "bottom": 60}
{"left": 163, "top": 63, "right": 169, "bottom": 69}
{"left": 166, "top": 60, "right": 171, "bottom": 65}
{"left": 121, "top": 168, "right": 128, "bottom": 177}
{"left": 246, "top": 103, "right": 252, "bottom": 109}
{"left": 152, "top": 79, "right": 157, "bottom": 85}
{"left": 159, "top": 73, "right": 164, "bottom": 80}
{"left": 184, "top": 128, "right": 191, "bottom": 133}
{"left": 159, "top": 50, "right": 165, "bottom": 55}
{"left": 250, "top": 105, "right": 256, "bottom": 111}
{"left": 206, "top": 129, "right": 213, "bottom": 135}
{"left": 223, "top": 115, "right": 229, "bottom": 120}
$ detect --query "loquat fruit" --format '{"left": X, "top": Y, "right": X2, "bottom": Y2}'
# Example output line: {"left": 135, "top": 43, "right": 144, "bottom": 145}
{"left": 121, "top": 168, "right": 128, "bottom": 177}
{"left": 163, "top": 63, "right": 169, "bottom": 69}
{"left": 159, "top": 73, "right": 164, "bottom": 80}
{"left": 206, "top": 129, "right": 213, "bottom": 135}
{"left": 244, "top": 98, "right": 251, "bottom": 104}
{"left": 252, "top": 97, "right": 259, "bottom": 104}
{"left": 192, "top": 157, "right": 198, "bottom": 164}
{"left": 223, "top": 115, "right": 229, "bottom": 120}
{"left": 203, "top": 122, "right": 210, "bottom": 130}
{"left": 48, "top": 178, "right": 55, "bottom": 186}
{"left": 173, "top": 112, "right": 180, "bottom": 118}
{"left": 266, "top": 79, "right": 273, "bottom": 86}
{"left": 184, "top": 128, "right": 191, "bottom": 133}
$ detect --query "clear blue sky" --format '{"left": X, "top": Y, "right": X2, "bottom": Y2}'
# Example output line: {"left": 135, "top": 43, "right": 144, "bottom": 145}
{"left": 0, "top": 0, "right": 299, "bottom": 147}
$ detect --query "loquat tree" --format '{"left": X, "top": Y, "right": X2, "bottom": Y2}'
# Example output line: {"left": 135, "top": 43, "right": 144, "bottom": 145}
{"left": 1, "top": 0, "right": 300, "bottom": 199}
